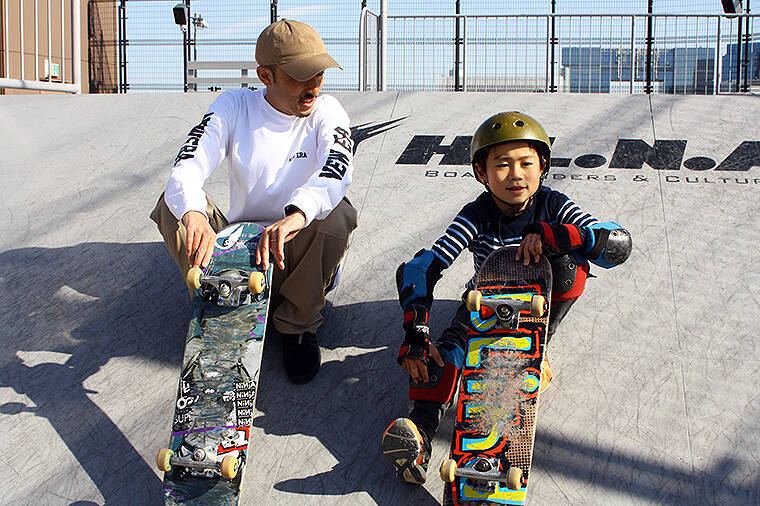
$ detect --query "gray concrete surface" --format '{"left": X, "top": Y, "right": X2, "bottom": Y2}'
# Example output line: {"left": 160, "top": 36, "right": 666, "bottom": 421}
{"left": 1, "top": 90, "right": 758, "bottom": 505}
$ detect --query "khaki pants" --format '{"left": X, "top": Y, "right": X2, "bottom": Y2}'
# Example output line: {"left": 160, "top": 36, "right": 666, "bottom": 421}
{"left": 150, "top": 193, "right": 357, "bottom": 335}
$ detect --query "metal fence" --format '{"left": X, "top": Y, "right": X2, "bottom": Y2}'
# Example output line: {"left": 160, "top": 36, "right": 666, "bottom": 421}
{"left": 98, "top": 0, "right": 759, "bottom": 94}
{"left": 119, "top": 0, "right": 362, "bottom": 92}
{"left": 361, "top": 12, "right": 760, "bottom": 94}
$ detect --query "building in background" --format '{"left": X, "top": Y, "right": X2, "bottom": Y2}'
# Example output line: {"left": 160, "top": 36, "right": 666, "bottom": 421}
{"left": 559, "top": 46, "right": 718, "bottom": 94}
{"left": 0, "top": 0, "right": 118, "bottom": 94}
{"left": 87, "top": 0, "right": 119, "bottom": 93}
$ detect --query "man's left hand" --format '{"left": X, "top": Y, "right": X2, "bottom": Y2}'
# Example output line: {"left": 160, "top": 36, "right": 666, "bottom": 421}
{"left": 256, "top": 210, "right": 306, "bottom": 271}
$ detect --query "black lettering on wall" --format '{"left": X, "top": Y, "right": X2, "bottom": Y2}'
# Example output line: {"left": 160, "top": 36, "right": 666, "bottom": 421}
{"left": 608, "top": 139, "right": 686, "bottom": 170}
{"left": 396, "top": 135, "right": 472, "bottom": 165}
{"left": 715, "top": 141, "right": 760, "bottom": 171}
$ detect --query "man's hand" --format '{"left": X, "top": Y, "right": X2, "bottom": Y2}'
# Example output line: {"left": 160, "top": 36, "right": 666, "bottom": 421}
{"left": 516, "top": 232, "right": 543, "bottom": 266}
{"left": 256, "top": 210, "right": 306, "bottom": 271}
{"left": 182, "top": 211, "right": 216, "bottom": 269}
{"left": 401, "top": 342, "right": 444, "bottom": 383}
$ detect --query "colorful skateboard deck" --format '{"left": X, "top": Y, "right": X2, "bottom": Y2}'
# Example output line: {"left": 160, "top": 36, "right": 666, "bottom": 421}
{"left": 157, "top": 223, "right": 272, "bottom": 505}
{"left": 441, "top": 245, "right": 552, "bottom": 505}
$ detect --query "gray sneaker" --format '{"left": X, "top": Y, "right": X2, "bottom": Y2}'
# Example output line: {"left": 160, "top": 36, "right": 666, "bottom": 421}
{"left": 381, "top": 418, "right": 431, "bottom": 484}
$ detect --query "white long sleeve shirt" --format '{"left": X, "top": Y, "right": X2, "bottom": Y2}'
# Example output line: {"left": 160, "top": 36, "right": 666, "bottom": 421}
{"left": 164, "top": 88, "right": 353, "bottom": 227}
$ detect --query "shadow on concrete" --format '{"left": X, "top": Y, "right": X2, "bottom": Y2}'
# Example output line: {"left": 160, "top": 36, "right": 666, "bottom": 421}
{"left": 254, "top": 297, "right": 444, "bottom": 505}
{"left": 260, "top": 296, "right": 760, "bottom": 505}
{"left": 533, "top": 430, "right": 759, "bottom": 505}
{"left": 0, "top": 241, "right": 186, "bottom": 504}
{"left": 2, "top": 242, "right": 757, "bottom": 505}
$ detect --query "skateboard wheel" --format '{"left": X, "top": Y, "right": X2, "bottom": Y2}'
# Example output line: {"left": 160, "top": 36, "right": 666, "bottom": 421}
{"left": 466, "top": 290, "right": 482, "bottom": 312}
{"left": 507, "top": 466, "right": 523, "bottom": 490}
{"left": 186, "top": 267, "right": 203, "bottom": 290}
{"left": 248, "top": 271, "right": 266, "bottom": 294}
{"left": 156, "top": 448, "right": 173, "bottom": 472}
{"left": 440, "top": 459, "right": 457, "bottom": 483}
{"left": 220, "top": 454, "right": 239, "bottom": 480}
{"left": 530, "top": 295, "right": 546, "bottom": 317}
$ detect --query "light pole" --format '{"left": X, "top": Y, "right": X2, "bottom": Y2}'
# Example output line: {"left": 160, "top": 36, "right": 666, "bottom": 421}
{"left": 189, "top": 13, "right": 208, "bottom": 91}
{"left": 173, "top": 2, "right": 190, "bottom": 92}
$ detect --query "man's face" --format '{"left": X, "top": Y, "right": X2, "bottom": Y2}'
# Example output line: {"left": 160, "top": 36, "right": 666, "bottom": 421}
{"left": 257, "top": 66, "right": 324, "bottom": 117}
{"left": 475, "top": 141, "right": 543, "bottom": 212}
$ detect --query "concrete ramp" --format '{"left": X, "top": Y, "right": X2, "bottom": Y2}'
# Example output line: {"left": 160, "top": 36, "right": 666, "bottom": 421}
{"left": 1, "top": 91, "right": 758, "bottom": 505}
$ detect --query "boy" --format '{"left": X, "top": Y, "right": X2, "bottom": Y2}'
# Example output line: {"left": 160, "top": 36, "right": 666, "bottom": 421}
{"left": 381, "top": 111, "right": 631, "bottom": 484}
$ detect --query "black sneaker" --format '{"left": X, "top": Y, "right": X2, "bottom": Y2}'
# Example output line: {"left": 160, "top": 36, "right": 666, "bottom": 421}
{"left": 282, "top": 331, "right": 321, "bottom": 384}
{"left": 381, "top": 418, "right": 431, "bottom": 484}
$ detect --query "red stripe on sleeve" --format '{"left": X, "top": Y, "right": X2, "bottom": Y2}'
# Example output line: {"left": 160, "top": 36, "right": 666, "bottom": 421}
{"left": 540, "top": 222, "right": 557, "bottom": 250}
{"left": 565, "top": 224, "right": 582, "bottom": 247}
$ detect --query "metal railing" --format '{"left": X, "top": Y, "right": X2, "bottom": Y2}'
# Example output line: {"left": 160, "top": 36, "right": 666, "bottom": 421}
{"left": 360, "top": 11, "right": 760, "bottom": 94}
{"left": 359, "top": 7, "right": 380, "bottom": 91}
{"left": 0, "top": 0, "right": 82, "bottom": 93}
{"left": 186, "top": 61, "right": 263, "bottom": 91}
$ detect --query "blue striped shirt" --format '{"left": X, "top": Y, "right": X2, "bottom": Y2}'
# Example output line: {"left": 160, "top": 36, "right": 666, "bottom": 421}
{"left": 430, "top": 187, "right": 598, "bottom": 288}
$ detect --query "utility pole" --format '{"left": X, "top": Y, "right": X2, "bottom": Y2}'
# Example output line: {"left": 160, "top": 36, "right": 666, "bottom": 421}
{"left": 550, "top": 0, "right": 557, "bottom": 92}
{"left": 455, "top": 0, "right": 461, "bottom": 91}
{"left": 646, "top": 0, "right": 653, "bottom": 94}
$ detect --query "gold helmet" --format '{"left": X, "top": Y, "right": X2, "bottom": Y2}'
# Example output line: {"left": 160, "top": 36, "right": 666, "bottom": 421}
{"left": 470, "top": 111, "right": 551, "bottom": 180}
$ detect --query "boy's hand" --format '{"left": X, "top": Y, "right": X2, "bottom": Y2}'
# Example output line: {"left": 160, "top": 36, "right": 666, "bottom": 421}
{"left": 516, "top": 233, "right": 543, "bottom": 265}
{"left": 401, "top": 342, "right": 444, "bottom": 383}
{"left": 397, "top": 305, "right": 444, "bottom": 383}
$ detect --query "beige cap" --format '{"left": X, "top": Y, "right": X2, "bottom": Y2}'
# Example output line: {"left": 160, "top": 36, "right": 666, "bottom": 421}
{"left": 255, "top": 19, "right": 342, "bottom": 82}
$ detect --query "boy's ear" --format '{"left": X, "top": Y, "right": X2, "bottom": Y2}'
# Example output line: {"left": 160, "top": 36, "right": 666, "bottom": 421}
{"left": 473, "top": 162, "right": 487, "bottom": 184}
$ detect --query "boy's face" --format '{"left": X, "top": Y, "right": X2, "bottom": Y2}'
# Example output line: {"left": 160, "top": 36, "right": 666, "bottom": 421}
{"left": 476, "top": 141, "right": 542, "bottom": 212}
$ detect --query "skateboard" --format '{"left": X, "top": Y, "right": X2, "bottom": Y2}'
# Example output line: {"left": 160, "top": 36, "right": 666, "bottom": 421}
{"left": 440, "top": 245, "right": 552, "bottom": 505}
{"left": 156, "top": 222, "right": 272, "bottom": 505}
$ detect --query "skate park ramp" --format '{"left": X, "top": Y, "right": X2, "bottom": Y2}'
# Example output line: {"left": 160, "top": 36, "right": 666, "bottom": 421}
{"left": 1, "top": 89, "right": 759, "bottom": 505}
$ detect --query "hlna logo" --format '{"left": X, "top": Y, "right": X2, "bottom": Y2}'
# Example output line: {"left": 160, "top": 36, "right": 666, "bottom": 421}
{"left": 395, "top": 135, "right": 760, "bottom": 172}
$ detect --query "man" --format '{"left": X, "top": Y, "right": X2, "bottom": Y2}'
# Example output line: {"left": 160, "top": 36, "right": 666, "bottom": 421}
{"left": 150, "top": 19, "right": 358, "bottom": 385}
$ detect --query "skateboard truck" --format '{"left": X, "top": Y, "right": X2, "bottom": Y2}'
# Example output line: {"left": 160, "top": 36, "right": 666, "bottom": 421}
{"left": 157, "top": 429, "right": 241, "bottom": 480}
{"left": 466, "top": 290, "right": 546, "bottom": 330}
{"left": 186, "top": 267, "right": 266, "bottom": 307}
{"left": 440, "top": 457, "right": 523, "bottom": 491}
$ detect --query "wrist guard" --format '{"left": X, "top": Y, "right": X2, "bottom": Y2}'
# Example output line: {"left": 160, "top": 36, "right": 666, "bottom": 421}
{"left": 397, "top": 306, "right": 431, "bottom": 365}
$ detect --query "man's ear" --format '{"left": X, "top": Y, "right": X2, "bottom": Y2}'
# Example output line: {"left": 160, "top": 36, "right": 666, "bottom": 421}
{"left": 257, "top": 66, "right": 274, "bottom": 86}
